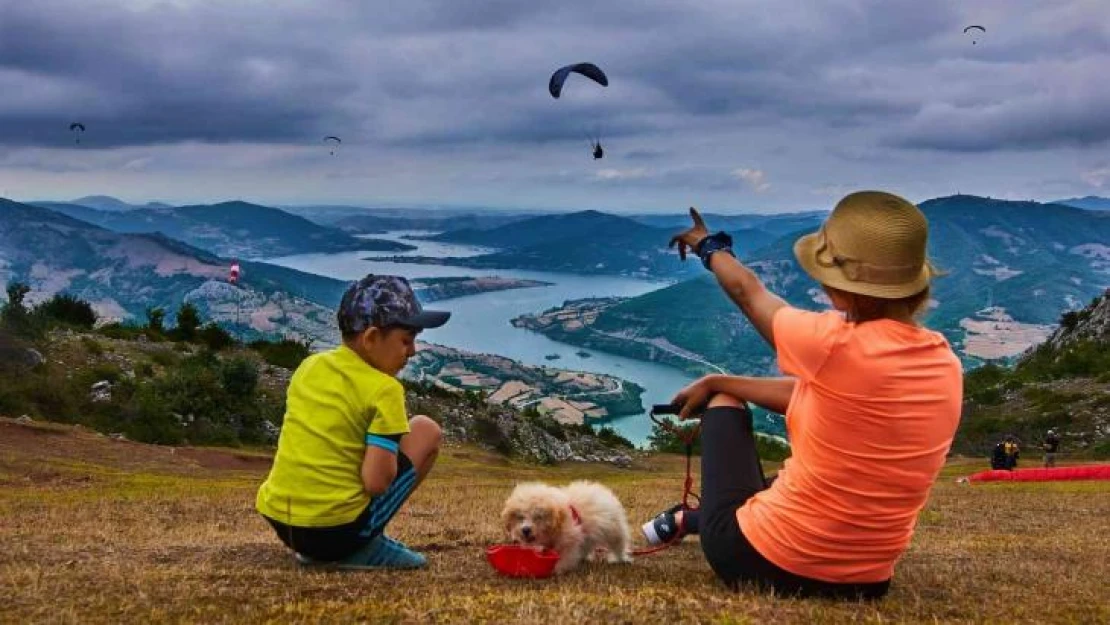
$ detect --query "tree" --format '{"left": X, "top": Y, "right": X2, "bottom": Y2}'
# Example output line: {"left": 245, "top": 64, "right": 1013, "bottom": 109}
{"left": 1, "top": 282, "right": 33, "bottom": 335}
{"left": 2, "top": 283, "right": 30, "bottom": 319}
{"left": 5, "top": 283, "right": 30, "bottom": 310}
{"left": 175, "top": 302, "right": 201, "bottom": 341}
{"left": 145, "top": 307, "right": 165, "bottom": 335}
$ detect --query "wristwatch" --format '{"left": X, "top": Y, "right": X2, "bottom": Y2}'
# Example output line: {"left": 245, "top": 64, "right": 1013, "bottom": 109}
{"left": 695, "top": 231, "right": 735, "bottom": 270}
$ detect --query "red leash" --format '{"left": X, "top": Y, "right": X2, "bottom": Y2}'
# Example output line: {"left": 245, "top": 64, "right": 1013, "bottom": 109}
{"left": 632, "top": 405, "right": 701, "bottom": 557}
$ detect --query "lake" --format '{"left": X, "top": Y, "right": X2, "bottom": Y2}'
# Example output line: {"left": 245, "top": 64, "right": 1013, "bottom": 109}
{"left": 267, "top": 232, "right": 700, "bottom": 445}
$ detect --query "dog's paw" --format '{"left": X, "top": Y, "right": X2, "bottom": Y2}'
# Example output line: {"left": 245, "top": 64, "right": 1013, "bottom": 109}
{"left": 606, "top": 551, "right": 633, "bottom": 564}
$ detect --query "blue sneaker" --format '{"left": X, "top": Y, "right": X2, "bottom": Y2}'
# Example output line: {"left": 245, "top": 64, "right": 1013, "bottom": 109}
{"left": 294, "top": 535, "right": 427, "bottom": 570}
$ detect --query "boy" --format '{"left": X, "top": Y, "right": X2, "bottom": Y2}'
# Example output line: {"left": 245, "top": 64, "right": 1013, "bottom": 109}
{"left": 257, "top": 274, "right": 449, "bottom": 569}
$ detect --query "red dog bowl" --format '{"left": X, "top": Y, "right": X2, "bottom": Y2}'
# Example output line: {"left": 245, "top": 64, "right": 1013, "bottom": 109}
{"left": 486, "top": 544, "right": 560, "bottom": 578}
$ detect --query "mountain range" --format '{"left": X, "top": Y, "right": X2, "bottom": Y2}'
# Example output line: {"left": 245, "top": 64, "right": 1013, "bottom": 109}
{"left": 1054, "top": 196, "right": 1110, "bottom": 211}
{"left": 6, "top": 193, "right": 1109, "bottom": 375}
{"left": 61, "top": 195, "right": 175, "bottom": 212}
{"left": 335, "top": 212, "right": 532, "bottom": 234}
{"left": 520, "top": 196, "right": 1110, "bottom": 374}
{"left": 0, "top": 198, "right": 351, "bottom": 340}
{"left": 31, "top": 199, "right": 414, "bottom": 259}
{"left": 367, "top": 210, "right": 794, "bottom": 278}
{"left": 0, "top": 199, "right": 555, "bottom": 343}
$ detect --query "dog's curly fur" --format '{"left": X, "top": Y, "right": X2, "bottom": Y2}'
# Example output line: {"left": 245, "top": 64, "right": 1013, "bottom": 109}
{"left": 500, "top": 480, "right": 632, "bottom": 574}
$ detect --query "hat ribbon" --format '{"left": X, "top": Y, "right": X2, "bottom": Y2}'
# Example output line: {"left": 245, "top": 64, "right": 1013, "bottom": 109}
{"left": 813, "top": 227, "right": 922, "bottom": 284}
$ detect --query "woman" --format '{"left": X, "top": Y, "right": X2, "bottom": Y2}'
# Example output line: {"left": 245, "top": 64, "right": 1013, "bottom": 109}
{"left": 641, "top": 191, "right": 962, "bottom": 599}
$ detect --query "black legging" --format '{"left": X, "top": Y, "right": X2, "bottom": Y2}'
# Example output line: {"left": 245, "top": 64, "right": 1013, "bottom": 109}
{"left": 688, "top": 404, "right": 891, "bottom": 600}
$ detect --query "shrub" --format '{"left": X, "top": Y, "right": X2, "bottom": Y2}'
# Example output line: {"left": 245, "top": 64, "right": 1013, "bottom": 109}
{"left": 173, "top": 302, "right": 201, "bottom": 341}
{"left": 220, "top": 357, "right": 259, "bottom": 397}
{"left": 123, "top": 384, "right": 185, "bottom": 445}
{"left": 198, "top": 323, "right": 236, "bottom": 351}
{"left": 249, "top": 337, "right": 312, "bottom": 369}
{"left": 472, "top": 413, "right": 513, "bottom": 455}
{"left": 99, "top": 322, "right": 146, "bottom": 341}
{"left": 648, "top": 421, "right": 701, "bottom": 454}
{"left": 35, "top": 294, "right": 97, "bottom": 329}
{"left": 81, "top": 336, "right": 105, "bottom": 356}
{"left": 594, "top": 425, "right": 635, "bottom": 450}
{"left": 147, "top": 348, "right": 179, "bottom": 368}
{"left": 526, "top": 411, "right": 567, "bottom": 441}
{"left": 755, "top": 435, "right": 792, "bottom": 462}
{"left": 145, "top": 307, "right": 165, "bottom": 335}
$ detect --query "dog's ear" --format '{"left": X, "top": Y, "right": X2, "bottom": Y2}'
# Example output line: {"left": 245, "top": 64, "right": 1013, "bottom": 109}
{"left": 550, "top": 505, "right": 568, "bottom": 538}
{"left": 500, "top": 504, "right": 514, "bottom": 535}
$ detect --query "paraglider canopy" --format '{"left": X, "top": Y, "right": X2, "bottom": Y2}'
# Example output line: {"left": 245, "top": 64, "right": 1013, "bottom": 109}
{"left": 69, "top": 122, "right": 85, "bottom": 144}
{"left": 323, "top": 135, "right": 341, "bottom": 156}
{"left": 548, "top": 63, "right": 608, "bottom": 99}
{"left": 963, "top": 25, "right": 985, "bottom": 44}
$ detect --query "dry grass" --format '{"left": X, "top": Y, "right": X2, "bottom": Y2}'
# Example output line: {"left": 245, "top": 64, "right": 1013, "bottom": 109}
{"left": 1, "top": 417, "right": 1108, "bottom": 624}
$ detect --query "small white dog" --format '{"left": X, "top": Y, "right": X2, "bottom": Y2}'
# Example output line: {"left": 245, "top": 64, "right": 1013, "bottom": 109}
{"left": 500, "top": 480, "right": 632, "bottom": 574}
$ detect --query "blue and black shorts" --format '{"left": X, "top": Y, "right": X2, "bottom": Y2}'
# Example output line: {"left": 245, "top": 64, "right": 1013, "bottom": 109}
{"left": 264, "top": 452, "right": 417, "bottom": 561}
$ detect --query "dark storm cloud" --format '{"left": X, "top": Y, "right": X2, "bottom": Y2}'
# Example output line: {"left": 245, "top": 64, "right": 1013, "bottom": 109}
{"left": 887, "top": 70, "right": 1110, "bottom": 152}
{"left": 1, "top": 0, "right": 1106, "bottom": 158}
{"left": 0, "top": 1, "right": 358, "bottom": 147}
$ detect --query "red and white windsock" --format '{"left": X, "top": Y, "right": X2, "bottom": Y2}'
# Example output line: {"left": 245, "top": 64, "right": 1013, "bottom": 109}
{"left": 228, "top": 260, "right": 241, "bottom": 285}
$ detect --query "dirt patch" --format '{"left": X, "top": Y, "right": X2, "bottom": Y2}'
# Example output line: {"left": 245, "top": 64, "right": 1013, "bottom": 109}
{"left": 0, "top": 417, "right": 272, "bottom": 476}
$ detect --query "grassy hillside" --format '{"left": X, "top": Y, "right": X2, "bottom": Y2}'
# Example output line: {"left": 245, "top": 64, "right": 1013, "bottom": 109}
{"left": 1, "top": 417, "right": 1107, "bottom": 623}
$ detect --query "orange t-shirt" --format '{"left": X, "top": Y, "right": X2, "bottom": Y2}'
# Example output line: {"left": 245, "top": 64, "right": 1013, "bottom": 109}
{"left": 735, "top": 307, "right": 962, "bottom": 583}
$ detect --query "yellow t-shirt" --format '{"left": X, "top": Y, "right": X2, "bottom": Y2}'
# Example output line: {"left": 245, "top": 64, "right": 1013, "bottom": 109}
{"left": 736, "top": 307, "right": 963, "bottom": 583}
{"left": 256, "top": 345, "right": 410, "bottom": 527}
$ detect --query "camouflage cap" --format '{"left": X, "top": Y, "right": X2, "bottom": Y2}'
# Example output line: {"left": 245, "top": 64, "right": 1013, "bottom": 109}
{"left": 337, "top": 275, "right": 450, "bottom": 335}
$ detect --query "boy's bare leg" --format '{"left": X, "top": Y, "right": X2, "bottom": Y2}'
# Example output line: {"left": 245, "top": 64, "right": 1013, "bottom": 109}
{"left": 400, "top": 415, "right": 441, "bottom": 489}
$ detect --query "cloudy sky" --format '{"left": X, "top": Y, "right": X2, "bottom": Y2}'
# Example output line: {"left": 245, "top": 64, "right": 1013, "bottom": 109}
{"left": 1, "top": 0, "right": 1107, "bottom": 213}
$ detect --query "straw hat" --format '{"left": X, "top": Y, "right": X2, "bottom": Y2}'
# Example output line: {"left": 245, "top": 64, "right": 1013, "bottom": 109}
{"left": 793, "top": 191, "right": 932, "bottom": 299}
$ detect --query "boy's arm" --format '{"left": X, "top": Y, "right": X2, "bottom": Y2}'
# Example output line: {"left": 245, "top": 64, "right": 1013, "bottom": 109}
{"left": 362, "top": 434, "right": 402, "bottom": 496}
{"left": 361, "top": 382, "right": 410, "bottom": 496}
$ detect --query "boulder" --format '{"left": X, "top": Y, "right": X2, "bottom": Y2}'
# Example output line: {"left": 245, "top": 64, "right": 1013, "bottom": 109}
{"left": 89, "top": 380, "right": 113, "bottom": 403}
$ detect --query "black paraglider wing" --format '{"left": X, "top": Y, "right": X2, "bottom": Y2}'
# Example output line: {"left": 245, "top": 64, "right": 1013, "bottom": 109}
{"left": 548, "top": 62, "right": 609, "bottom": 99}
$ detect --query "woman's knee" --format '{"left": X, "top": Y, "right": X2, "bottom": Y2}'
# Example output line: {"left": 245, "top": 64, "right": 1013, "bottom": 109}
{"left": 707, "top": 393, "right": 747, "bottom": 410}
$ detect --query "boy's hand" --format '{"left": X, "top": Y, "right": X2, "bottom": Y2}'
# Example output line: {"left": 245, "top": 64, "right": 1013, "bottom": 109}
{"left": 669, "top": 207, "right": 711, "bottom": 261}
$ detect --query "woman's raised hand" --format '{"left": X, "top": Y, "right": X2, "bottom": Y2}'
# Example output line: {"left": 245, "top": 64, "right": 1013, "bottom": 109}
{"left": 668, "top": 207, "right": 710, "bottom": 261}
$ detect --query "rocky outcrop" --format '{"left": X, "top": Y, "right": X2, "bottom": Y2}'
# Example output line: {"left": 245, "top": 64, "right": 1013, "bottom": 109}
{"left": 1033, "top": 288, "right": 1110, "bottom": 355}
{"left": 407, "top": 390, "right": 634, "bottom": 467}
{"left": 0, "top": 332, "right": 44, "bottom": 370}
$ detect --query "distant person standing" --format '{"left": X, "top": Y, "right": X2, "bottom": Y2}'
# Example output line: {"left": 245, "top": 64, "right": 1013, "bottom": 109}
{"left": 990, "top": 440, "right": 1007, "bottom": 470}
{"left": 1003, "top": 436, "right": 1020, "bottom": 470}
{"left": 1043, "top": 429, "right": 1060, "bottom": 468}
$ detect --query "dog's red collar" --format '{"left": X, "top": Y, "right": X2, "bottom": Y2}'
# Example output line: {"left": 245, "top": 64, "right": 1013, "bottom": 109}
{"left": 569, "top": 505, "right": 582, "bottom": 526}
